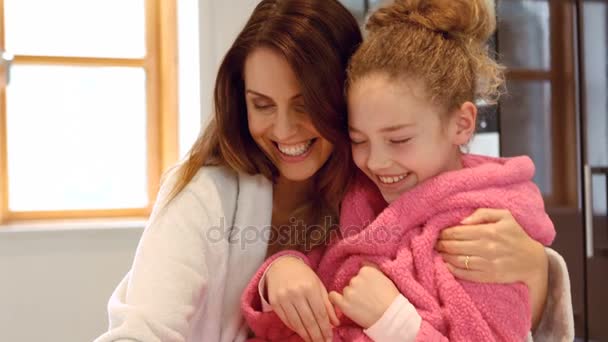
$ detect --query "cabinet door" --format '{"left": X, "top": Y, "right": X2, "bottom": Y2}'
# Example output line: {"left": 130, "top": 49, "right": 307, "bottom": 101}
{"left": 580, "top": 1, "right": 608, "bottom": 340}
{"left": 496, "top": 0, "right": 586, "bottom": 337}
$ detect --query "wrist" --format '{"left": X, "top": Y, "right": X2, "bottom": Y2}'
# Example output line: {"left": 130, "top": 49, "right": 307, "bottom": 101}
{"left": 526, "top": 244, "right": 549, "bottom": 330}
{"left": 364, "top": 294, "right": 422, "bottom": 342}
{"left": 368, "top": 291, "right": 400, "bottom": 329}
{"left": 525, "top": 243, "right": 548, "bottom": 288}
{"left": 267, "top": 255, "right": 304, "bottom": 276}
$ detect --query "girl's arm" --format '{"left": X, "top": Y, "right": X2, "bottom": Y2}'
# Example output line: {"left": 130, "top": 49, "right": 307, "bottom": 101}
{"left": 241, "top": 248, "right": 337, "bottom": 342}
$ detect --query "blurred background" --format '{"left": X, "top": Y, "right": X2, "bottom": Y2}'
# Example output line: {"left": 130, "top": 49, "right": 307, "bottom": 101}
{"left": 0, "top": 0, "right": 605, "bottom": 341}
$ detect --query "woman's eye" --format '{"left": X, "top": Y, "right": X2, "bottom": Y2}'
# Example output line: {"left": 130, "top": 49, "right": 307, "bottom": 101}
{"left": 253, "top": 103, "right": 273, "bottom": 111}
{"left": 390, "top": 138, "right": 412, "bottom": 144}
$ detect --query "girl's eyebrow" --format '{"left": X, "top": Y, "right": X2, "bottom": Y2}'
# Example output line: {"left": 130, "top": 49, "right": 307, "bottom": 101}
{"left": 348, "top": 124, "right": 416, "bottom": 133}
{"left": 379, "top": 123, "right": 415, "bottom": 133}
{"left": 349, "top": 123, "right": 415, "bottom": 133}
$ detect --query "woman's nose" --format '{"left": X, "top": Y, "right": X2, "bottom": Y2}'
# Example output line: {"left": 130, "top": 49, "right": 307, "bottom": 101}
{"left": 273, "top": 109, "right": 298, "bottom": 140}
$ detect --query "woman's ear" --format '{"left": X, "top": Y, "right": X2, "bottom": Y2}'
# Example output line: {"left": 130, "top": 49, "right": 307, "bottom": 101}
{"left": 450, "top": 101, "right": 478, "bottom": 146}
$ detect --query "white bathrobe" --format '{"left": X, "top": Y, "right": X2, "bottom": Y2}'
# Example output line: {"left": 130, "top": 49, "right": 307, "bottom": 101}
{"left": 94, "top": 166, "right": 273, "bottom": 342}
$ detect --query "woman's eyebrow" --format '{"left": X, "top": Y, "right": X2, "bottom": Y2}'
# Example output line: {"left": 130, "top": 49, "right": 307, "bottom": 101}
{"left": 246, "top": 90, "right": 303, "bottom": 100}
{"left": 245, "top": 90, "right": 271, "bottom": 99}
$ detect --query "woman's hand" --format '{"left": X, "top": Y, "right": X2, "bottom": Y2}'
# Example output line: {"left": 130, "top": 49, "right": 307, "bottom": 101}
{"left": 328, "top": 263, "right": 399, "bottom": 329}
{"left": 436, "top": 208, "right": 549, "bottom": 328}
{"left": 265, "top": 256, "right": 339, "bottom": 342}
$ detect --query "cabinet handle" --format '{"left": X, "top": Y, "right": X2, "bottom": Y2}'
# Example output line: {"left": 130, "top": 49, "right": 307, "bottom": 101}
{"left": 584, "top": 164, "right": 594, "bottom": 259}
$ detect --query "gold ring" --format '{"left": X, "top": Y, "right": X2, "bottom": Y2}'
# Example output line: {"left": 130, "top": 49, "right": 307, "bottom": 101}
{"left": 464, "top": 255, "right": 470, "bottom": 270}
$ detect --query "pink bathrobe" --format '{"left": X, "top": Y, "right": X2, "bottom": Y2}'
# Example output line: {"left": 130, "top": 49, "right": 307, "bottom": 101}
{"left": 242, "top": 155, "right": 555, "bottom": 341}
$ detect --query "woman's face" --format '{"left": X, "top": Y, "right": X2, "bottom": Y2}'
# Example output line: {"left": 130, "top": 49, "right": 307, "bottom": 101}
{"left": 244, "top": 47, "right": 334, "bottom": 182}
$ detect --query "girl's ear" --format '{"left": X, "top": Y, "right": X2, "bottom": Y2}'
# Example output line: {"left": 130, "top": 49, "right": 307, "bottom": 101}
{"left": 450, "top": 101, "right": 477, "bottom": 146}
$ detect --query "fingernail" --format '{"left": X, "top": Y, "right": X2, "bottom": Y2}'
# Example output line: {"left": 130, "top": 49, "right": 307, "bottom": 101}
{"left": 460, "top": 217, "right": 471, "bottom": 224}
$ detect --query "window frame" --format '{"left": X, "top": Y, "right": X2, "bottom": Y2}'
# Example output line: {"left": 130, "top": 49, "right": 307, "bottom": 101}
{"left": 498, "top": 0, "right": 578, "bottom": 207}
{"left": 0, "top": 0, "right": 179, "bottom": 223}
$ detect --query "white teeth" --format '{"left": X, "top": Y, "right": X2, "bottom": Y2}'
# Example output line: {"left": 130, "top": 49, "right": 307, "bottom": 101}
{"left": 277, "top": 140, "right": 313, "bottom": 156}
{"left": 378, "top": 174, "right": 407, "bottom": 184}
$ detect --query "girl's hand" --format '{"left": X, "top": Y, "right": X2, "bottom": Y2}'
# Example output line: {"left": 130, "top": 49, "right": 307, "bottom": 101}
{"left": 436, "top": 208, "right": 549, "bottom": 328}
{"left": 266, "top": 256, "right": 339, "bottom": 342}
{"left": 328, "top": 263, "right": 399, "bottom": 329}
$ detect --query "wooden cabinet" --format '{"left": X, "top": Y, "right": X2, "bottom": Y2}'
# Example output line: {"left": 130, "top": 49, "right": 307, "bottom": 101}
{"left": 497, "top": 0, "right": 607, "bottom": 340}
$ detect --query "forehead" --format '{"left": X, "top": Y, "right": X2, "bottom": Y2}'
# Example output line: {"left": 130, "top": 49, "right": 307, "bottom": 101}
{"left": 243, "top": 47, "right": 301, "bottom": 99}
{"left": 347, "top": 75, "right": 432, "bottom": 128}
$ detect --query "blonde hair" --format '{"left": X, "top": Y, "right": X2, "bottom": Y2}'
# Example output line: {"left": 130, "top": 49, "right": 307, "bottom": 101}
{"left": 347, "top": 0, "right": 505, "bottom": 110}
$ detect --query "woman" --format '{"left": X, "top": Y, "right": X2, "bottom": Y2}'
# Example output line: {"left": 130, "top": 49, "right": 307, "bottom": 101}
{"left": 95, "top": 1, "right": 571, "bottom": 341}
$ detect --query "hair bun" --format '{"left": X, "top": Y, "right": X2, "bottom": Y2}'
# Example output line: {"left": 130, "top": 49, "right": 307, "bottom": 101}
{"left": 366, "top": 0, "right": 496, "bottom": 44}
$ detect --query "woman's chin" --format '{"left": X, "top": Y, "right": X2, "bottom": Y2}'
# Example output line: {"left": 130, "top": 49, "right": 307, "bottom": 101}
{"left": 277, "top": 164, "right": 319, "bottom": 182}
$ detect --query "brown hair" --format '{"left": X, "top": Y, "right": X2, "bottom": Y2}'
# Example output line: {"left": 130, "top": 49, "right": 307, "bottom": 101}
{"left": 347, "top": 0, "right": 504, "bottom": 111}
{"left": 168, "top": 0, "right": 362, "bottom": 250}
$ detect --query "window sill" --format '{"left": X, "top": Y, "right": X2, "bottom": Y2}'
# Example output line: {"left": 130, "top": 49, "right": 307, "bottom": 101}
{"left": 0, "top": 218, "right": 146, "bottom": 233}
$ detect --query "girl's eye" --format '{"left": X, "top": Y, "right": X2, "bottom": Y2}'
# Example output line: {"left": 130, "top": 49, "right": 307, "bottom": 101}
{"left": 390, "top": 138, "right": 412, "bottom": 144}
{"left": 350, "top": 139, "right": 366, "bottom": 145}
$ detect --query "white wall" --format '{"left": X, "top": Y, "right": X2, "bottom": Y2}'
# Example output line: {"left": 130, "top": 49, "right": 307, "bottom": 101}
{"left": 0, "top": 224, "right": 142, "bottom": 342}
{"left": 0, "top": 2, "right": 261, "bottom": 341}
{"left": 198, "top": 0, "right": 261, "bottom": 124}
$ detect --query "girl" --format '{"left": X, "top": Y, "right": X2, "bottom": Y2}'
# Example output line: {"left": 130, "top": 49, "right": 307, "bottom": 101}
{"left": 242, "top": 0, "right": 572, "bottom": 341}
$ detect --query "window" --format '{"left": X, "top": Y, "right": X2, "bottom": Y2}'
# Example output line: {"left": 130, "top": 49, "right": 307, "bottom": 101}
{"left": 177, "top": 0, "right": 201, "bottom": 158}
{"left": 0, "top": 0, "right": 181, "bottom": 222}
{"left": 339, "top": 0, "right": 385, "bottom": 23}
{"left": 497, "top": 0, "right": 578, "bottom": 205}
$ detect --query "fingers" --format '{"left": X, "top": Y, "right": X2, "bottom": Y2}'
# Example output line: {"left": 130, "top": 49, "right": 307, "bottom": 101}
{"left": 295, "top": 297, "right": 327, "bottom": 342}
{"left": 461, "top": 208, "right": 510, "bottom": 225}
{"left": 435, "top": 239, "right": 479, "bottom": 255}
{"left": 328, "top": 291, "right": 348, "bottom": 313}
{"left": 274, "top": 305, "right": 294, "bottom": 331}
{"left": 440, "top": 224, "right": 487, "bottom": 241}
{"left": 441, "top": 218, "right": 510, "bottom": 243}
{"left": 444, "top": 262, "right": 495, "bottom": 283}
{"left": 306, "top": 286, "right": 334, "bottom": 340}
{"left": 320, "top": 286, "right": 340, "bottom": 326}
{"left": 439, "top": 253, "right": 486, "bottom": 272}
{"left": 282, "top": 303, "right": 313, "bottom": 342}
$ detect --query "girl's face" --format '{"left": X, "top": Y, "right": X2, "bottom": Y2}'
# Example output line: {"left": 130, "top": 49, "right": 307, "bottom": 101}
{"left": 244, "top": 47, "right": 334, "bottom": 182}
{"left": 347, "top": 73, "right": 475, "bottom": 203}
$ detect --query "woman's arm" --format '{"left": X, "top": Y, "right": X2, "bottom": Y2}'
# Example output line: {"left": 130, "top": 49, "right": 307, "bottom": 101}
{"left": 94, "top": 178, "right": 215, "bottom": 342}
{"left": 435, "top": 208, "right": 552, "bottom": 330}
{"left": 524, "top": 242, "right": 549, "bottom": 331}
{"left": 533, "top": 248, "right": 575, "bottom": 341}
